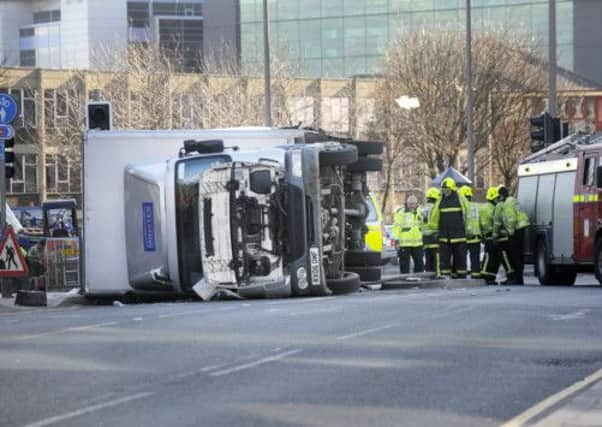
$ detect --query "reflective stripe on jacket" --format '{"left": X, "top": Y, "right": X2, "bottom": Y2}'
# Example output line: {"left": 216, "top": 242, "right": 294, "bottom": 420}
{"left": 393, "top": 207, "right": 423, "bottom": 247}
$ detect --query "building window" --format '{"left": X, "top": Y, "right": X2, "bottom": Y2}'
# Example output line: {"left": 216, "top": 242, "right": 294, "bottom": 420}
{"left": 7, "top": 88, "right": 37, "bottom": 128}
{"left": 9, "top": 154, "right": 38, "bottom": 195}
{"left": 20, "top": 50, "right": 36, "bottom": 67}
{"left": 33, "top": 9, "right": 61, "bottom": 24}
{"left": 46, "top": 154, "right": 80, "bottom": 194}
{"left": 44, "top": 89, "right": 77, "bottom": 129}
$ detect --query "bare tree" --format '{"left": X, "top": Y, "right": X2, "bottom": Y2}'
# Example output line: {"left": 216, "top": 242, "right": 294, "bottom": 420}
{"left": 375, "top": 28, "right": 545, "bottom": 186}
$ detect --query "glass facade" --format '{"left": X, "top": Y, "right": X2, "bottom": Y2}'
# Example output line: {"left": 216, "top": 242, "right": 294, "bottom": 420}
{"left": 240, "top": 0, "right": 574, "bottom": 77}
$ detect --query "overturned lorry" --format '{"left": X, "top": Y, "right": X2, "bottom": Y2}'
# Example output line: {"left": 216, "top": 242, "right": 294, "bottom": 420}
{"left": 83, "top": 128, "right": 383, "bottom": 299}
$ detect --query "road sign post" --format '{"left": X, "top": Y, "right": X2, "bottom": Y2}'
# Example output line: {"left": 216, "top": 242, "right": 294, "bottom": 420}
{"left": 0, "top": 93, "right": 18, "bottom": 240}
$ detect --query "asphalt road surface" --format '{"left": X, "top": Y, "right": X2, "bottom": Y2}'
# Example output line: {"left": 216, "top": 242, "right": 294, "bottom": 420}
{"left": 1, "top": 277, "right": 602, "bottom": 427}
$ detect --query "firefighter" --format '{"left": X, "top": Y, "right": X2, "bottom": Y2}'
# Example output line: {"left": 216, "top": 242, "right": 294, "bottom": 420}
{"left": 393, "top": 195, "right": 424, "bottom": 274}
{"left": 508, "top": 197, "right": 530, "bottom": 285}
{"left": 480, "top": 186, "right": 499, "bottom": 284}
{"left": 421, "top": 187, "right": 440, "bottom": 274}
{"left": 429, "top": 177, "right": 470, "bottom": 278}
{"left": 492, "top": 185, "right": 517, "bottom": 284}
{"left": 459, "top": 186, "right": 481, "bottom": 279}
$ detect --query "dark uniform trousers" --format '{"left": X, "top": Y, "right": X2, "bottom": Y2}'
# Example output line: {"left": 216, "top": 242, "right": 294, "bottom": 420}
{"left": 467, "top": 241, "right": 481, "bottom": 278}
{"left": 399, "top": 246, "right": 425, "bottom": 274}
{"left": 509, "top": 229, "right": 525, "bottom": 284}
{"left": 481, "top": 237, "right": 514, "bottom": 283}
{"left": 423, "top": 234, "right": 440, "bottom": 274}
{"left": 440, "top": 240, "right": 467, "bottom": 278}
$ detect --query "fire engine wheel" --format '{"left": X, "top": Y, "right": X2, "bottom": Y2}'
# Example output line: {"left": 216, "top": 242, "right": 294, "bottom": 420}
{"left": 345, "top": 250, "right": 382, "bottom": 267}
{"left": 348, "top": 140, "right": 384, "bottom": 156}
{"left": 326, "top": 272, "right": 361, "bottom": 295}
{"left": 347, "top": 157, "right": 383, "bottom": 173}
{"left": 536, "top": 239, "right": 575, "bottom": 286}
{"left": 594, "top": 239, "right": 602, "bottom": 285}
{"left": 319, "top": 144, "right": 358, "bottom": 167}
{"left": 346, "top": 266, "right": 381, "bottom": 282}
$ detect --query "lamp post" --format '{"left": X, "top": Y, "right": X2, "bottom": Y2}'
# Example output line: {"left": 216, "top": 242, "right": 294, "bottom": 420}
{"left": 465, "top": 0, "right": 475, "bottom": 182}
{"left": 262, "top": 0, "right": 272, "bottom": 127}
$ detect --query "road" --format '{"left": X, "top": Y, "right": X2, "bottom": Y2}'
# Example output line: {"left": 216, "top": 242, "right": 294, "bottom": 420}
{"left": 1, "top": 278, "right": 602, "bottom": 427}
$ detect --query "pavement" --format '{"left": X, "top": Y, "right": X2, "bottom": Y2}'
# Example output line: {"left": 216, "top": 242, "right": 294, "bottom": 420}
{"left": 1, "top": 271, "right": 602, "bottom": 427}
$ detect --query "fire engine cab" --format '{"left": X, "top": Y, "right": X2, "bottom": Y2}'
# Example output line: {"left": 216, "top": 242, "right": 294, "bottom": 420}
{"left": 517, "top": 133, "right": 602, "bottom": 285}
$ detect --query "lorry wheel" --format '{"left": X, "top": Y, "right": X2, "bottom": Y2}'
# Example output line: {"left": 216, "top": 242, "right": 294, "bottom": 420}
{"left": 347, "top": 157, "right": 383, "bottom": 173}
{"left": 345, "top": 250, "right": 382, "bottom": 267}
{"left": 348, "top": 140, "right": 384, "bottom": 156}
{"left": 319, "top": 144, "right": 358, "bottom": 167}
{"left": 14, "top": 290, "right": 47, "bottom": 307}
{"left": 536, "top": 239, "right": 556, "bottom": 286}
{"left": 346, "top": 266, "right": 381, "bottom": 282}
{"left": 326, "top": 272, "right": 361, "bottom": 295}
{"left": 595, "top": 239, "right": 602, "bottom": 285}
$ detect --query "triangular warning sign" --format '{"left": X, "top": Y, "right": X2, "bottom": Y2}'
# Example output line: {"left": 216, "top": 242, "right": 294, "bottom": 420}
{"left": 0, "top": 226, "right": 29, "bottom": 277}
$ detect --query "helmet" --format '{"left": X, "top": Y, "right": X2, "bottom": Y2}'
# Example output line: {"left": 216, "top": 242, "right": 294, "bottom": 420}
{"left": 440, "top": 177, "right": 457, "bottom": 191}
{"left": 486, "top": 186, "right": 499, "bottom": 201}
{"left": 459, "top": 186, "right": 473, "bottom": 198}
{"left": 426, "top": 187, "right": 441, "bottom": 200}
{"left": 497, "top": 185, "right": 509, "bottom": 199}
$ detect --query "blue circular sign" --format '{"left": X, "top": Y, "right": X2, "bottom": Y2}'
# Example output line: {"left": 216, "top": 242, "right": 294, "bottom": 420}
{"left": 0, "top": 94, "right": 18, "bottom": 125}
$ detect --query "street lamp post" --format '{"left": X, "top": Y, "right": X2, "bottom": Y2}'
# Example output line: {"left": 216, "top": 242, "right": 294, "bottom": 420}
{"left": 548, "top": 0, "right": 557, "bottom": 117}
{"left": 465, "top": 0, "right": 475, "bottom": 182}
{"left": 262, "top": 0, "right": 273, "bottom": 127}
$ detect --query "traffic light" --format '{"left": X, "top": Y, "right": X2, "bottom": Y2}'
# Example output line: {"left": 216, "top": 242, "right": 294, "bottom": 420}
{"left": 529, "top": 113, "right": 569, "bottom": 152}
{"left": 86, "top": 102, "right": 112, "bottom": 130}
{"left": 4, "top": 137, "right": 15, "bottom": 179}
{"left": 529, "top": 112, "right": 553, "bottom": 152}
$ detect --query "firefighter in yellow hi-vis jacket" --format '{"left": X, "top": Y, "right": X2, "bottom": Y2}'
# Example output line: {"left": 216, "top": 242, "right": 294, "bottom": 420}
{"left": 459, "top": 186, "right": 482, "bottom": 279}
{"left": 421, "top": 187, "right": 440, "bottom": 274}
{"left": 393, "top": 195, "right": 424, "bottom": 274}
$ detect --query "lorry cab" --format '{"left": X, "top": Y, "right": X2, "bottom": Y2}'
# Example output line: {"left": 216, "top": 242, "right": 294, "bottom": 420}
{"left": 517, "top": 133, "right": 602, "bottom": 285}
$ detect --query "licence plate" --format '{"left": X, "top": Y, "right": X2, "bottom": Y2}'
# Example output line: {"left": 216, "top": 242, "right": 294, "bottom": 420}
{"left": 309, "top": 247, "right": 321, "bottom": 285}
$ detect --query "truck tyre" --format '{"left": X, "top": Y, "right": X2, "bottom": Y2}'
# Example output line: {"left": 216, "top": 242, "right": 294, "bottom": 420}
{"left": 595, "top": 239, "right": 602, "bottom": 285}
{"left": 326, "top": 272, "right": 361, "bottom": 294}
{"left": 346, "top": 266, "right": 381, "bottom": 282}
{"left": 347, "top": 157, "right": 383, "bottom": 173}
{"left": 536, "top": 239, "right": 555, "bottom": 286}
{"left": 14, "top": 290, "right": 47, "bottom": 307}
{"left": 348, "top": 140, "right": 384, "bottom": 156}
{"left": 319, "top": 144, "right": 358, "bottom": 167}
{"left": 345, "top": 250, "right": 382, "bottom": 267}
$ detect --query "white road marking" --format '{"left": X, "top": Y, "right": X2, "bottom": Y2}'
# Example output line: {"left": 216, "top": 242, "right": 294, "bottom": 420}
{"left": 200, "top": 363, "right": 229, "bottom": 372}
{"left": 132, "top": 317, "right": 143, "bottom": 321}
{"left": 209, "top": 349, "right": 302, "bottom": 377}
{"left": 265, "top": 296, "right": 336, "bottom": 305}
{"left": 501, "top": 368, "right": 602, "bottom": 427}
{"left": 549, "top": 310, "right": 590, "bottom": 321}
{"left": 16, "top": 321, "right": 118, "bottom": 340}
{"left": 335, "top": 324, "right": 396, "bottom": 341}
{"left": 157, "top": 306, "right": 234, "bottom": 319}
{"left": 21, "top": 392, "right": 154, "bottom": 427}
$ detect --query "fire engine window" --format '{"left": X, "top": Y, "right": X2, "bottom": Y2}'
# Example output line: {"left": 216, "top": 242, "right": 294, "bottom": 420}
{"left": 583, "top": 157, "right": 596, "bottom": 187}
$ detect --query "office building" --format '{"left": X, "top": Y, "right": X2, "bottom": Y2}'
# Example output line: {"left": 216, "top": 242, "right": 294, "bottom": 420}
{"left": 240, "top": 0, "right": 602, "bottom": 83}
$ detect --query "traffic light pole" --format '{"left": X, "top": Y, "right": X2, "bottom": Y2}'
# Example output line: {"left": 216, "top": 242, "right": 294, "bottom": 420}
{"left": 548, "top": 0, "right": 557, "bottom": 117}
{"left": 465, "top": 0, "right": 475, "bottom": 182}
